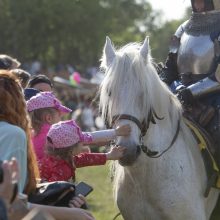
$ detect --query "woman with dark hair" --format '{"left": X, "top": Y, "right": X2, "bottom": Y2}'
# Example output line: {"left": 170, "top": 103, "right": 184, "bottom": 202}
{"left": 0, "top": 70, "right": 95, "bottom": 220}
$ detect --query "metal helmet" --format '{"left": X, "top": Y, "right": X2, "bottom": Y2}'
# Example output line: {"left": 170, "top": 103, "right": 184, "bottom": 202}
{"left": 191, "top": 0, "right": 220, "bottom": 12}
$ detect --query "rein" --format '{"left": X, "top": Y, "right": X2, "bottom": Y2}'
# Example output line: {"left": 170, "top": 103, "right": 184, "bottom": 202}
{"left": 141, "top": 118, "right": 181, "bottom": 158}
{"left": 109, "top": 111, "right": 181, "bottom": 158}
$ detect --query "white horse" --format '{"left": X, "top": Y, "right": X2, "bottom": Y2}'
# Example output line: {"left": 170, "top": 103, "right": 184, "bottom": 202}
{"left": 99, "top": 37, "right": 219, "bottom": 220}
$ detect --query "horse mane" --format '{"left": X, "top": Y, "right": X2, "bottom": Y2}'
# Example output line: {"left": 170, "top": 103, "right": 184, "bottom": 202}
{"left": 99, "top": 42, "right": 182, "bottom": 128}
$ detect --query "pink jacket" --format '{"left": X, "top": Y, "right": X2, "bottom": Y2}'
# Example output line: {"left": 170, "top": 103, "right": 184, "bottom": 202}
{"left": 32, "top": 123, "right": 51, "bottom": 161}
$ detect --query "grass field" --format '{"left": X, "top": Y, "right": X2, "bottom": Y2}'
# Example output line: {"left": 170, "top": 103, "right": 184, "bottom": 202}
{"left": 76, "top": 162, "right": 123, "bottom": 220}
{"left": 77, "top": 162, "right": 220, "bottom": 220}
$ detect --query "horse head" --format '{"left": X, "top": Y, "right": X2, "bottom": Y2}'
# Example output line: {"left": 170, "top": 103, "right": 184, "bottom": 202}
{"left": 99, "top": 36, "right": 157, "bottom": 166}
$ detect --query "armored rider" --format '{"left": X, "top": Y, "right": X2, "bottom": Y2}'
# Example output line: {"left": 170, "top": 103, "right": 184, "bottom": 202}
{"left": 159, "top": 0, "right": 220, "bottom": 164}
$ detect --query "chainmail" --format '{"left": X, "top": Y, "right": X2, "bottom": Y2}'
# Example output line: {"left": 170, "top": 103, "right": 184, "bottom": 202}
{"left": 184, "top": 11, "right": 220, "bottom": 36}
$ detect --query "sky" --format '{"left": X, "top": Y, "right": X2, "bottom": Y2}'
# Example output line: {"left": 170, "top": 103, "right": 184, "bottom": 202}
{"left": 147, "top": 0, "right": 191, "bottom": 21}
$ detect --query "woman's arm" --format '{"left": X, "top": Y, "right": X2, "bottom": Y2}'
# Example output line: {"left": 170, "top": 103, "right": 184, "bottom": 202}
{"left": 29, "top": 203, "right": 95, "bottom": 220}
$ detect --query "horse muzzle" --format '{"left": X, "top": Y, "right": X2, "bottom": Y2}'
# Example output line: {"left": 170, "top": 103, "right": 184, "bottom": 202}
{"left": 119, "top": 145, "right": 141, "bottom": 166}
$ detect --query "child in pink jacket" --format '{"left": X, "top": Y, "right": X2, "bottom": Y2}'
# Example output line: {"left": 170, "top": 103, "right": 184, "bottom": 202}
{"left": 27, "top": 92, "right": 72, "bottom": 161}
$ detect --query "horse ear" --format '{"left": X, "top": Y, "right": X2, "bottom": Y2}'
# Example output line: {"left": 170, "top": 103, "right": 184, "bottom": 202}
{"left": 104, "top": 36, "right": 116, "bottom": 67}
{"left": 140, "top": 37, "right": 149, "bottom": 60}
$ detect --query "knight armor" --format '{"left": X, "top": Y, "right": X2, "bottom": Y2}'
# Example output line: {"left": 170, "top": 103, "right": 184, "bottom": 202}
{"left": 177, "top": 11, "right": 220, "bottom": 97}
{"left": 161, "top": 0, "right": 220, "bottom": 97}
{"left": 160, "top": 0, "right": 220, "bottom": 163}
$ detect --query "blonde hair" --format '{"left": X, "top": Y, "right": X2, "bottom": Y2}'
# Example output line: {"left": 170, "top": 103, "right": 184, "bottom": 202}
{"left": 0, "top": 70, "right": 39, "bottom": 195}
{"left": 29, "top": 107, "right": 58, "bottom": 134}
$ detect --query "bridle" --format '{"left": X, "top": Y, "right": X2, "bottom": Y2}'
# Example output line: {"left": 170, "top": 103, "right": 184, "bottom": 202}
{"left": 111, "top": 114, "right": 149, "bottom": 137}
{"left": 107, "top": 109, "right": 181, "bottom": 158}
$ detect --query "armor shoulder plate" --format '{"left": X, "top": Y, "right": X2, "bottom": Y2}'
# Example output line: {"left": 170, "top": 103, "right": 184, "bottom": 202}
{"left": 174, "top": 20, "right": 189, "bottom": 38}
{"left": 169, "top": 21, "right": 189, "bottom": 53}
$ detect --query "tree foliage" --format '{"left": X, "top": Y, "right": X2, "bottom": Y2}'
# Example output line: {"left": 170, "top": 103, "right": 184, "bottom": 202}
{"left": 0, "top": 0, "right": 188, "bottom": 70}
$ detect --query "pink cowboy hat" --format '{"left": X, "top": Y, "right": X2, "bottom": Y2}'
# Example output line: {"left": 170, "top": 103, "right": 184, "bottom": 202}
{"left": 26, "top": 91, "right": 72, "bottom": 114}
{"left": 46, "top": 120, "right": 92, "bottom": 148}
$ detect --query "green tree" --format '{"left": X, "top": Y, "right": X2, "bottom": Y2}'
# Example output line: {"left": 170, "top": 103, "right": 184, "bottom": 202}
{"left": 0, "top": 0, "right": 159, "bottom": 70}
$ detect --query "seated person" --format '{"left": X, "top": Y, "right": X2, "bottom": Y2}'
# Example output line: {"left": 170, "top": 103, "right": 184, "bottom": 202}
{"left": 28, "top": 74, "right": 53, "bottom": 92}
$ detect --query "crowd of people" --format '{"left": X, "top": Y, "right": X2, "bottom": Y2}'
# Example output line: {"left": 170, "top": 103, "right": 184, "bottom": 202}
{"left": 0, "top": 55, "right": 131, "bottom": 220}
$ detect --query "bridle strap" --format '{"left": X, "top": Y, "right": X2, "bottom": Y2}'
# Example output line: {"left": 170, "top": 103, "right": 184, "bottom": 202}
{"left": 141, "top": 118, "right": 181, "bottom": 158}
{"left": 106, "top": 109, "right": 179, "bottom": 158}
{"left": 110, "top": 109, "right": 163, "bottom": 137}
{"left": 112, "top": 114, "right": 143, "bottom": 131}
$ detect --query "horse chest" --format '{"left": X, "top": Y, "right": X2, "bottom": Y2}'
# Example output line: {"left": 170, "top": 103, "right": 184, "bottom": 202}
{"left": 116, "top": 157, "right": 204, "bottom": 220}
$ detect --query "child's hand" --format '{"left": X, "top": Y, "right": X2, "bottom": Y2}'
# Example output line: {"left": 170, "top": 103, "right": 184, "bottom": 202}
{"left": 115, "top": 124, "right": 131, "bottom": 136}
{"left": 106, "top": 146, "right": 126, "bottom": 160}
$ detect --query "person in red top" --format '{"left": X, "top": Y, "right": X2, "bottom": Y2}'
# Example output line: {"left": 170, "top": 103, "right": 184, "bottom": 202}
{"left": 40, "top": 119, "right": 130, "bottom": 182}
